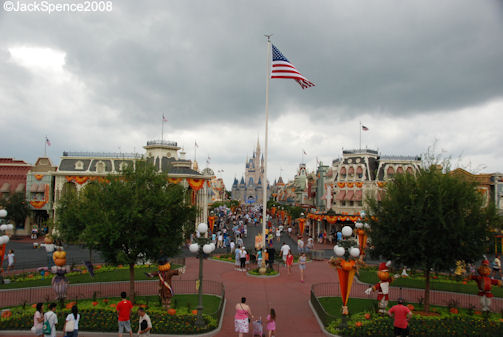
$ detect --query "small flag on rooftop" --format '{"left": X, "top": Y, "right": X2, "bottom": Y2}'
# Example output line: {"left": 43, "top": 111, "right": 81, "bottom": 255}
{"left": 271, "top": 44, "right": 315, "bottom": 89}
{"left": 45, "top": 137, "right": 51, "bottom": 146}
{"left": 162, "top": 114, "right": 168, "bottom": 122}
{"left": 362, "top": 125, "right": 369, "bottom": 131}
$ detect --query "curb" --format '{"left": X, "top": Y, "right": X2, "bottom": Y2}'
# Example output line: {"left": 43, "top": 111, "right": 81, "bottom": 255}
{"left": 308, "top": 299, "right": 342, "bottom": 337}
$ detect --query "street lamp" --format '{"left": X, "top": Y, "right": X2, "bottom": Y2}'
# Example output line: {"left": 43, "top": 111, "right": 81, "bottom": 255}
{"left": 190, "top": 222, "right": 216, "bottom": 327}
{"left": 0, "top": 210, "right": 13, "bottom": 275}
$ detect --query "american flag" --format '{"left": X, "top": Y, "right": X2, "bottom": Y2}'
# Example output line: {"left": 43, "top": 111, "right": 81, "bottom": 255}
{"left": 162, "top": 114, "right": 168, "bottom": 122}
{"left": 271, "top": 44, "right": 315, "bottom": 89}
{"left": 45, "top": 137, "right": 51, "bottom": 146}
{"left": 362, "top": 125, "right": 369, "bottom": 131}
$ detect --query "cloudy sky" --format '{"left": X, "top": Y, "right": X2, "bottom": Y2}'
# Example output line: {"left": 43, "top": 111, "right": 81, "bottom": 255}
{"left": 1, "top": 0, "right": 502, "bottom": 187}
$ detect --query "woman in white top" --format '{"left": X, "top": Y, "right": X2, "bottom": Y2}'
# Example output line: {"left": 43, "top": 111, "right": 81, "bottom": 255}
{"left": 32, "top": 302, "right": 44, "bottom": 337}
{"left": 64, "top": 305, "right": 80, "bottom": 337}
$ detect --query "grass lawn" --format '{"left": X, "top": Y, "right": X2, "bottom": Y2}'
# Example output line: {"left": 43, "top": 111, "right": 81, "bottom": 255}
{"left": 357, "top": 269, "right": 503, "bottom": 297}
{"left": 0, "top": 266, "right": 161, "bottom": 289}
{"left": 130, "top": 294, "right": 221, "bottom": 313}
{"left": 318, "top": 297, "right": 378, "bottom": 318}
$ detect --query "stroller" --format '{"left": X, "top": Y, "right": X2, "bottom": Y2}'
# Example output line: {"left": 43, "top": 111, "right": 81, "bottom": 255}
{"left": 252, "top": 317, "right": 264, "bottom": 337}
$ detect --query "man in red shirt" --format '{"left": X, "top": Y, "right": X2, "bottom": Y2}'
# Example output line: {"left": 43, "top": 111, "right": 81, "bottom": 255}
{"left": 388, "top": 298, "right": 412, "bottom": 337}
{"left": 117, "top": 291, "right": 133, "bottom": 337}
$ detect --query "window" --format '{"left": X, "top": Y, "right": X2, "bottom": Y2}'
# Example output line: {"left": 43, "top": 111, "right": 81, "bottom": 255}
{"left": 340, "top": 167, "right": 347, "bottom": 180}
{"left": 356, "top": 166, "right": 363, "bottom": 179}
{"left": 96, "top": 161, "right": 105, "bottom": 174}
{"left": 348, "top": 167, "right": 355, "bottom": 177}
{"left": 387, "top": 166, "right": 395, "bottom": 178}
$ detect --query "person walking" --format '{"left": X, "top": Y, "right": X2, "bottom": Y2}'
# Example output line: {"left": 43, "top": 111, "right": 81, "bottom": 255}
{"left": 239, "top": 246, "right": 247, "bottom": 271}
{"left": 6, "top": 249, "right": 15, "bottom": 272}
{"left": 63, "top": 305, "right": 80, "bottom": 337}
{"left": 137, "top": 307, "right": 152, "bottom": 336}
{"left": 388, "top": 298, "right": 412, "bottom": 337}
{"left": 297, "top": 236, "right": 304, "bottom": 254}
{"left": 298, "top": 252, "right": 307, "bottom": 283}
{"left": 32, "top": 303, "right": 44, "bottom": 337}
{"left": 235, "top": 297, "right": 253, "bottom": 337}
{"left": 266, "top": 308, "right": 276, "bottom": 337}
{"left": 117, "top": 291, "right": 133, "bottom": 337}
{"left": 234, "top": 245, "right": 241, "bottom": 271}
{"left": 285, "top": 251, "right": 294, "bottom": 275}
{"left": 280, "top": 242, "right": 290, "bottom": 266}
{"left": 43, "top": 303, "right": 58, "bottom": 337}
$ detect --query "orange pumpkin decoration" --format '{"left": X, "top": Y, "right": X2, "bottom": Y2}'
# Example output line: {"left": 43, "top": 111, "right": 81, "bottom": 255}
{"left": 191, "top": 309, "right": 198, "bottom": 315}
{"left": 158, "top": 262, "right": 171, "bottom": 271}
{"left": 53, "top": 250, "right": 67, "bottom": 267}
{"left": 109, "top": 303, "right": 117, "bottom": 308}
{"left": 31, "top": 304, "right": 37, "bottom": 309}
{"left": 167, "top": 308, "right": 176, "bottom": 315}
{"left": 407, "top": 304, "right": 414, "bottom": 311}
{"left": 364, "top": 313, "right": 371, "bottom": 320}
{"left": 377, "top": 270, "right": 390, "bottom": 281}
{"left": 355, "top": 321, "right": 362, "bottom": 327}
{"left": 341, "top": 260, "right": 355, "bottom": 271}
{"left": 1, "top": 310, "right": 12, "bottom": 319}
{"left": 92, "top": 302, "right": 98, "bottom": 306}
{"left": 449, "top": 308, "right": 458, "bottom": 314}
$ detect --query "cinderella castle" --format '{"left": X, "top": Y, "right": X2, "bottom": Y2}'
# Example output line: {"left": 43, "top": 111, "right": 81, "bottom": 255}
{"left": 231, "top": 139, "right": 271, "bottom": 204}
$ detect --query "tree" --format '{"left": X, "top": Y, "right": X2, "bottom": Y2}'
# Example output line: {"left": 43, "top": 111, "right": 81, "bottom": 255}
{"left": 366, "top": 166, "right": 500, "bottom": 311}
{"left": 57, "top": 161, "right": 196, "bottom": 303}
{"left": 3, "top": 192, "right": 29, "bottom": 234}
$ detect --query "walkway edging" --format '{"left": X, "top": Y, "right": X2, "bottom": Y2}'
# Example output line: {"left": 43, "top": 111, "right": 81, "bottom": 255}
{"left": 308, "top": 299, "right": 342, "bottom": 337}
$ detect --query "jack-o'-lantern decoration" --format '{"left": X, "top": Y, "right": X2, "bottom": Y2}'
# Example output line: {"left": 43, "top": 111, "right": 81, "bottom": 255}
{"left": 364, "top": 262, "right": 393, "bottom": 314}
{"left": 53, "top": 250, "right": 67, "bottom": 267}
{"left": 158, "top": 262, "right": 171, "bottom": 272}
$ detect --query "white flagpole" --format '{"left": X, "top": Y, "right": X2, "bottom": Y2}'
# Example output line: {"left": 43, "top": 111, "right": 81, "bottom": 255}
{"left": 262, "top": 34, "right": 272, "bottom": 265}
{"left": 44, "top": 137, "right": 47, "bottom": 157}
{"left": 161, "top": 116, "right": 165, "bottom": 142}
{"left": 359, "top": 121, "right": 362, "bottom": 150}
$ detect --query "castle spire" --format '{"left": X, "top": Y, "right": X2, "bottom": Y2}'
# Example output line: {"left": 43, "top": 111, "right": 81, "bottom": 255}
{"left": 256, "top": 137, "right": 260, "bottom": 153}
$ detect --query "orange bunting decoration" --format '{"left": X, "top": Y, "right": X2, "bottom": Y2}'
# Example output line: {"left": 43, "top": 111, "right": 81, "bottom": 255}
{"left": 347, "top": 182, "right": 354, "bottom": 188}
{"left": 356, "top": 228, "right": 368, "bottom": 252}
{"left": 30, "top": 200, "right": 47, "bottom": 209}
{"left": 34, "top": 174, "right": 44, "bottom": 180}
{"left": 168, "top": 177, "right": 183, "bottom": 184}
{"left": 187, "top": 178, "right": 205, "bottom": 191}
{"left": 65, "top": 176, "right": 89, "bottom": 185}
{"left": 338, "top": 182, "right": 345, "bottom": 188}
{"left": 355, "top": 182, "right": 363, "bottom": 188}
{"left": 325, "top": 216, "right": 338, "bottom": 224}
{"left": 377, "top": 182, "right": 386, "bottom": 188}
{"left": 271, "top": 207, "right": 276, "bottom": 215}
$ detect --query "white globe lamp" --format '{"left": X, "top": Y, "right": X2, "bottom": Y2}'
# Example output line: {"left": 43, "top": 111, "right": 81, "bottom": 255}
{"left": 342, "top": 226, "right": 353, "bottom": 237}
{"left": 355, "top": 222, "right": 363, "bottom": 229}
{"left": 334, "top": 245, "right": 345, "bottom": 257}
{"left": 202, "top": 244, "right": 213, "bottom": 254}
{"left": 197, "top": 223, "right": 208, "bottom": 234}
{"left": 0, "top": 209, "right": 7, "bottom": 218}
{"left": 349, "top": 247, "right": 360, "bottom": 258}
{"left": 0, "top": 235, "right": 9, "bottom": 245}
{"left": 209, "top": 242, "right": 216, "bottom": 252}
{"left": 189, "top": 243, "right": 199, "bottom": 254}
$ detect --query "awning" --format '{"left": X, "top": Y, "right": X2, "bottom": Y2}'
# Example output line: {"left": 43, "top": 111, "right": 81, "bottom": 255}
{"left": 354, "top": 190, "right": 362, "bottom": 201}
{"left": 30, "top": 183, "right": 39, "bottom": 193}
{"left": 15, "top": 183, "right": 25, "bottom": 193}
{"left": 0, "top": 183, "right": 10, "bottom": 192}
{"left": 37, "top": 184, "right": 47, "bottom": 193}
{"left": 345, "top": 190, "right": 354, "bottom": 201}
{"left": 335, "top": 190, "right": 346, "bottom": 201}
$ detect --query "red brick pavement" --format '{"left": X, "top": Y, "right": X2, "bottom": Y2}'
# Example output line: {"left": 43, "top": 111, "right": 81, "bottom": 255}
{"left": 2, "top": 257, "right": 503, "bottom": 337}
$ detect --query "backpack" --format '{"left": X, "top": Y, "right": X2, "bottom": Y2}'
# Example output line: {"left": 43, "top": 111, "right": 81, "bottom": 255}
{"left": 42, "top": 318, "right": 52, "bottom": 334}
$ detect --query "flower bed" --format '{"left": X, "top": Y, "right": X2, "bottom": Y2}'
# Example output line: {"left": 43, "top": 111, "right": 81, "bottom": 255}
{"left": 328, "top": 312, "right": 503, "bottom": 337}
{"left": 247, "top": 268, "right": 279, "bottom": 276}
{"left": 0, "top": 295, "right": 219, "bottom": 335}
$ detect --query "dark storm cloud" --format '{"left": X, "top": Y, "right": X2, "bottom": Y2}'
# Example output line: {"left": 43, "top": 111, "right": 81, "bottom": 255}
{"left": 3, "top": 0, "right": 502, "bottom": 130}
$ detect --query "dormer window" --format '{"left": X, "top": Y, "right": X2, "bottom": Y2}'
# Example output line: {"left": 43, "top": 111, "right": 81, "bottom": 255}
{"left": 119, "top": 162, "right": 128, "bottom": 171}
{"left": 356, "top": 166, "right": 363, "bottom": 179}
{"left": 96, "top": 161, "right": 105, "bottom": 174}
{"left": 75, "top": 161, "right": 84, "bottom": 170}
{"left": 340, "top": 167, "right": 347, "bottom": 180}
{"left": 348, "top": 167, "right": 355, "bottom": 177}
{"left": 387, "top": 166, "right": 395, "bottom": 178}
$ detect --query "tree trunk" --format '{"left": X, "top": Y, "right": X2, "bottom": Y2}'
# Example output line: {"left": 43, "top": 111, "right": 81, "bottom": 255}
{"left": 129, "top": 263, "right": 135, "bottom": 304}
{"left": 89, "top": 248, "right": 93, "bottom": 263}
{"left": 424, "top": 267, "right": 430, "bottom": 312}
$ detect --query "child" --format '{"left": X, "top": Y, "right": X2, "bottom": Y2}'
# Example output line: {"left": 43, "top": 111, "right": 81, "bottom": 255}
{"left": 286, "top": 251, "right": 294, "bottom": 275}
{"left": 7, "top": 249, "right": 15, "bottom": 272}
{"left": 266, "top": 308, "right": 276, "bottom": 337}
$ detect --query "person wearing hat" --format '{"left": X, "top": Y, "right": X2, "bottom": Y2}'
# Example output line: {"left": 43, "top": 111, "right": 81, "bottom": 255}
{"left": 388, "top": 298, "right": 412, "bottom": 337}
{"left": 364, "top": 261, "right": 393, "bottom": 314}
{"left": 469, "top": 259, "right": 502, "bottom": 312}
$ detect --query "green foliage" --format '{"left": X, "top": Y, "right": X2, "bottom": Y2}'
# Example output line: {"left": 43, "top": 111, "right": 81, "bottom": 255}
{"left": 2, "top": 192, "right": 29, "bottom": 229}
{"left": 56, "top": 161, "right": 196, "bottom": 302}
{"left": 366, "top": 166, "right": 500, "bottom": 309}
